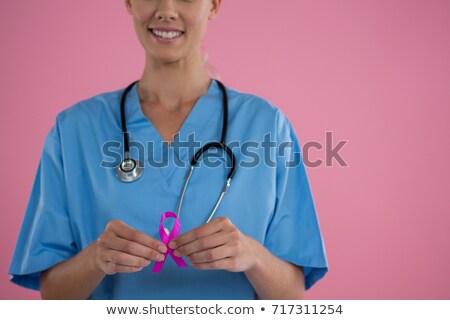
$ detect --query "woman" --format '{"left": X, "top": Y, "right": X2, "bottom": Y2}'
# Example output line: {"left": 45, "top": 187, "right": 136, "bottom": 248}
{"left": 9, "top": 0, "right": 328, "bottom": 299}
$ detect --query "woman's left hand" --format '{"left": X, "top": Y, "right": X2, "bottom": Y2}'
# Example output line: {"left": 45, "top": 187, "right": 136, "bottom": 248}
{"left": 168, "top": 216, "right": 260, "bottom": 272}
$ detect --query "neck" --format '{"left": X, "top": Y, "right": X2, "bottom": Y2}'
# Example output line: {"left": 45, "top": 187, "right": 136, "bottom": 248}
{"left": 137, "top": 51, "right": 212, "bottom": 111}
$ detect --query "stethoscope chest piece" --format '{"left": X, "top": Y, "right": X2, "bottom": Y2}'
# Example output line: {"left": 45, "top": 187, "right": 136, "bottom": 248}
{"left": 116, "top": 155, "right": 144, "bottom": 183}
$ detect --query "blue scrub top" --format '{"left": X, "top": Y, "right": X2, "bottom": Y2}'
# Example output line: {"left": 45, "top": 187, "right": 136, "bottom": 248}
{"left": 9, "top": 79, "right": 328, "bottom": 299}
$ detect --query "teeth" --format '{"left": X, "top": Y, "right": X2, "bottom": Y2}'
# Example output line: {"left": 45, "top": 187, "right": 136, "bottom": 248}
{"left": 152, "top": 29, "right": 183, "bottom": 39}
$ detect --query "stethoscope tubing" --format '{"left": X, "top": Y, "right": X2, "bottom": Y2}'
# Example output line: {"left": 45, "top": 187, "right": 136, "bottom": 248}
{"left": 117, "top": 79, "right": 236, "bottom": 223}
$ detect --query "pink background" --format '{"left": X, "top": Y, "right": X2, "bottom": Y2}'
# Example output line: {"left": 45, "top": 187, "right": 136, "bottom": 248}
{"left": 1, "top": 0, "right": 449, "bottom": 299}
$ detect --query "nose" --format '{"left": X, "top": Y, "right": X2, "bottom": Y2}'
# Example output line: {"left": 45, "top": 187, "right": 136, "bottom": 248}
{"left": 155, "top": 0, "right": 178, "bottom": 21}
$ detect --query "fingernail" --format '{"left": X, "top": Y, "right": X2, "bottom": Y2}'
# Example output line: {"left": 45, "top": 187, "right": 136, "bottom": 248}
{"left": 157, "top": 254, "right": 165, "bottom": 262}
{"left": 168, "top": 241, "right": 176, "bottom": 249}
{"left": 173, "top": 250, "right": 179, "bottom": 257}
{"left": 159, "top": 245, "right": 167, "bottom": 253}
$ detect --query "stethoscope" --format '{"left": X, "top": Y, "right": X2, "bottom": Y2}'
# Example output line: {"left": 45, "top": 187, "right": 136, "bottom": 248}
{"left": 116, "top": 79, "right": 236, "bottom": 223}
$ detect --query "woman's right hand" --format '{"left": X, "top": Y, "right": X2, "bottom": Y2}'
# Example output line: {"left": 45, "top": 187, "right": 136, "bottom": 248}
{"left": 94, "top": 220, "right": 167, "bottom": 275}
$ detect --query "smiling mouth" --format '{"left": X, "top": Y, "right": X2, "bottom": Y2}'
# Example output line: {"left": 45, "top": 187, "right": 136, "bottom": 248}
{"left": 149, "top": 28, "right": 185, "bottom": 40}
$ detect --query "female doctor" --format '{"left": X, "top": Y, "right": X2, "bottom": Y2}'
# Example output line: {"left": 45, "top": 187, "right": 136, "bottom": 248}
{"left": 9, "top": 0, "right": 328, "bottom": 299}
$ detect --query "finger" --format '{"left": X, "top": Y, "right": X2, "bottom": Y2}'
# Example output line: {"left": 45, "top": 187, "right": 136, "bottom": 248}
{"left": 107, "top": 235, "right": 165, "bottom": 261}
{"left": 110, "top": 220, "right": 167, "bottom": 253}
{"left": 187, "top": 244, "right": 234, "bottom": 264}
{"left": 190, "top": 257, "right": 237, "bottom": 271}
{"left": 104, "top": 261, "right": 144, "bottom": 274}
{"left": 174, "top": 231, "right": 229, "bottom": 257}
{"left": 103, "top": 249, "right": 153, "bottom": 268}
{"left": 170, "top": 217, "right": 227, "bottom": 249}
{"left": 114, "top": 265, "right": 144, "bottom": 273}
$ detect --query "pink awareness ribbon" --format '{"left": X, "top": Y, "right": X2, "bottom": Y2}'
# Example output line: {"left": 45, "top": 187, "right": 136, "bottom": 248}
{"left": 152, "top": 212, "right": 188, "bottom": 272}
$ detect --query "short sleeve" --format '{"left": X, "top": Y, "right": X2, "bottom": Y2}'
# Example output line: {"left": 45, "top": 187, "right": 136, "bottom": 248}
{"left": 8, "top": 120, "right": 78, "bottom": 290}
{"left": 263, "top": 111, "right": 328, "bottom": 290}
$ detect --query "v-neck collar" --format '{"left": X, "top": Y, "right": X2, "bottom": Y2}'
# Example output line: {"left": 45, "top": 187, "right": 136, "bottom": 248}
{"left": 124, "top": 78, "right": 223, "bottom": 183}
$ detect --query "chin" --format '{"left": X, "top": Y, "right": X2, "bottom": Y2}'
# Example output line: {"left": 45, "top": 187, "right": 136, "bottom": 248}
{"left": 147, "top": 51, "right": 186, "bottom": 64}
{"left": 154, "top": 55, "right": 183, "bottom": 64}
